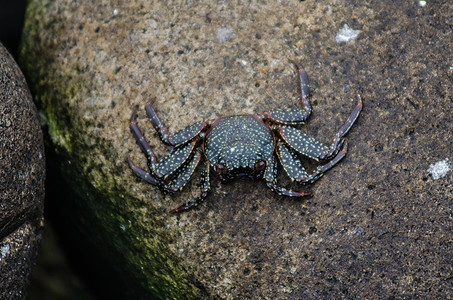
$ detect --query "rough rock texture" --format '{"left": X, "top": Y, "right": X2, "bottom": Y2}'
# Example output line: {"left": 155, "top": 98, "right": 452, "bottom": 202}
{"left": 20, "top": 0, "right": 452, "bottom": 298}
{"left": 0, "top": 42, "right": 45, "bottom": 299}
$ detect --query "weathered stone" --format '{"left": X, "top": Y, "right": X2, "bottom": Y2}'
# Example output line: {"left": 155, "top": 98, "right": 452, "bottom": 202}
{"left": 0, "top": 42, "right": 45, "bottom": 299}
{"left": 20, "top": 0, "right": 452, "bottom": 298}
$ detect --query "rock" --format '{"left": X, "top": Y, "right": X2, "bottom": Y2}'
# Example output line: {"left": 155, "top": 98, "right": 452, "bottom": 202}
{"left": 20, "top": 0, "right": 452, "bottom": 298}
{"left": 0, "top": 42, "right": 45, "bottom": 299}
{"left": 26, "top": 222, "right": 98, "bottom": 300}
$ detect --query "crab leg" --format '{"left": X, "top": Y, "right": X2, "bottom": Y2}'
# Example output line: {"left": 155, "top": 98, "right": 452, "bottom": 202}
{"left": 277, "top": 134, "right": 349, "bottom": 184}
{"left": 293, "top": 60, "right": 311, "bottom": 116}
{"left": 278, "top": 125, "right": 329, "bottom": 161}
{"left": 322, "top": 94, "right": 362, "bottom": 160}
{"left": 127, "top": 158, "right": 159, "bottom": 186}
{"left": 144, "top": 98, "right": 172, "bottom": 145}
{"left": 276, "top": 141, "right": 308, "bottom": 181}
{"left": 130, "top": 107, "right": 197, "bottom": 172}
{"left": 165, "top": 150, "right": 202, "bottom": 192}
{"left": 155, "top": 140, "right": 197, "bottom": 179}
{"left": 128, "top": 144, "right": 201, "bottom": 192}
{"left": 145, "top": 98, "right": 208, "bottom": 146}
{"left": 278, "top": 94, "right": 361, "bottom": 161}
{"left": 169, "top": 160, "right": 211, "bottom": 213}
{"left": 264, "top": 155, "right": 311, "bottom": 197}
{"left": 130, "top": 110, "right": 159, "bottom": 172}
{"left": 301, "top": 140, "right": 349, "bottom": 183}
{"left": 261, "top": 61, "right": 312, "bottom": 125}
{"left": 130, "top": 105, "right": 200, "bottom": 188}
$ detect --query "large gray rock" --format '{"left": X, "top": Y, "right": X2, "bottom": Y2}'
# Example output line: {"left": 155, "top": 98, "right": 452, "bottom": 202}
{"left": 0, "top": 42, "right": 45, "bottom": 299}
{"left": 20, "top": 0, "right": 452, "bottom": 298}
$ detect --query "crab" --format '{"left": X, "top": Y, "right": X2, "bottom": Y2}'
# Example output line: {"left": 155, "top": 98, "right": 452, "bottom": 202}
{"left": 128, "top": 62, "right": 362, "bottom": 213}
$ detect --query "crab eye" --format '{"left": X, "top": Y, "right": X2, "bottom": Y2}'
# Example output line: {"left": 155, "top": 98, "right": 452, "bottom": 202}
{"left": 254, "top": 160, "right": 266, "bottom": 171}
{"left": 216, "top": 163, "right": 227, "bottom": 174}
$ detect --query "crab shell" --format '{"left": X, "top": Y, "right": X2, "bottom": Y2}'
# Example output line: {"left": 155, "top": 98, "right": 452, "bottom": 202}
{"left": 203, "top": 115, "right": 274, "bottom": 181}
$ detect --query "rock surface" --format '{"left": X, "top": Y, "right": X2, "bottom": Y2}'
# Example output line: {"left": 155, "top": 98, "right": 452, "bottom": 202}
{"left": 20, "top": 0, "right": 452, "bottom": 298}
{"left": 0, "top": 42, "right": 45, "bottom": 299}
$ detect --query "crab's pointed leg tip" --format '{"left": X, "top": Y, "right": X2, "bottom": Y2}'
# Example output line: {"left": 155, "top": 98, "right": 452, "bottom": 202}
{"left": 342, "top": 139, "right": 349, "bottom": 151}
{"left": 169, "top": 208, "right": 179, "bottom": 214}
{"left": 130, "top": 110, "right": 138, "bottom": 122}
{"left": 356, "top": 94, "right": 363, "bottom": 107}
{"left": 146, "top": 98, "right": 155, "bottom": 106}
{"left": 291, "top": 60, "right": 303, "bottom": 69}
{"left": 127, "top": 157, "right": 134, "bottom": 168}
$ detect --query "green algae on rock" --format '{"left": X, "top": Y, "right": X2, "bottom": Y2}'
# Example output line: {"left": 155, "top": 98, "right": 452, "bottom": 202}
{"left": 20, "top": 0, "right": 453, "bottom": 298}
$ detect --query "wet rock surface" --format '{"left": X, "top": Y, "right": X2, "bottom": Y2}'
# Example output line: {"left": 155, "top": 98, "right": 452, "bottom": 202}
{"left": 20, "top": 0, "right": 452, "bottom": 298}
{"left": 0, "top": 42, "right": 45, "bottom": 299}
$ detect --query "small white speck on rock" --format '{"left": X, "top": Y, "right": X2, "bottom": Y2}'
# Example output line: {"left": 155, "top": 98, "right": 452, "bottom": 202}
{"left": 0, "top": 244, "right": 10, "bottom": 260}
{"left": 335, "top": 24, "right": 360, "bottom": 43}
{"left": 216, "top": 26, "right": 234, "bottom": 42}
{"left": 427, "top": 158, "right": 450, "bottom": 180}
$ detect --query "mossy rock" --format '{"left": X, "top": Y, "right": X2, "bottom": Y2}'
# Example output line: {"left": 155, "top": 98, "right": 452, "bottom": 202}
{"left": 20, "top": 0, "right": 453, "bottom": 298}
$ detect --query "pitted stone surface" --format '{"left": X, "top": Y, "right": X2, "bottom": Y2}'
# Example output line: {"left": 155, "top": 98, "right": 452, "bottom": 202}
{"left": 0, "top": 42, "right": 45, "bottom": 299}
{"left": 20, "top": 0, "right": 452, "bottom": 298}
